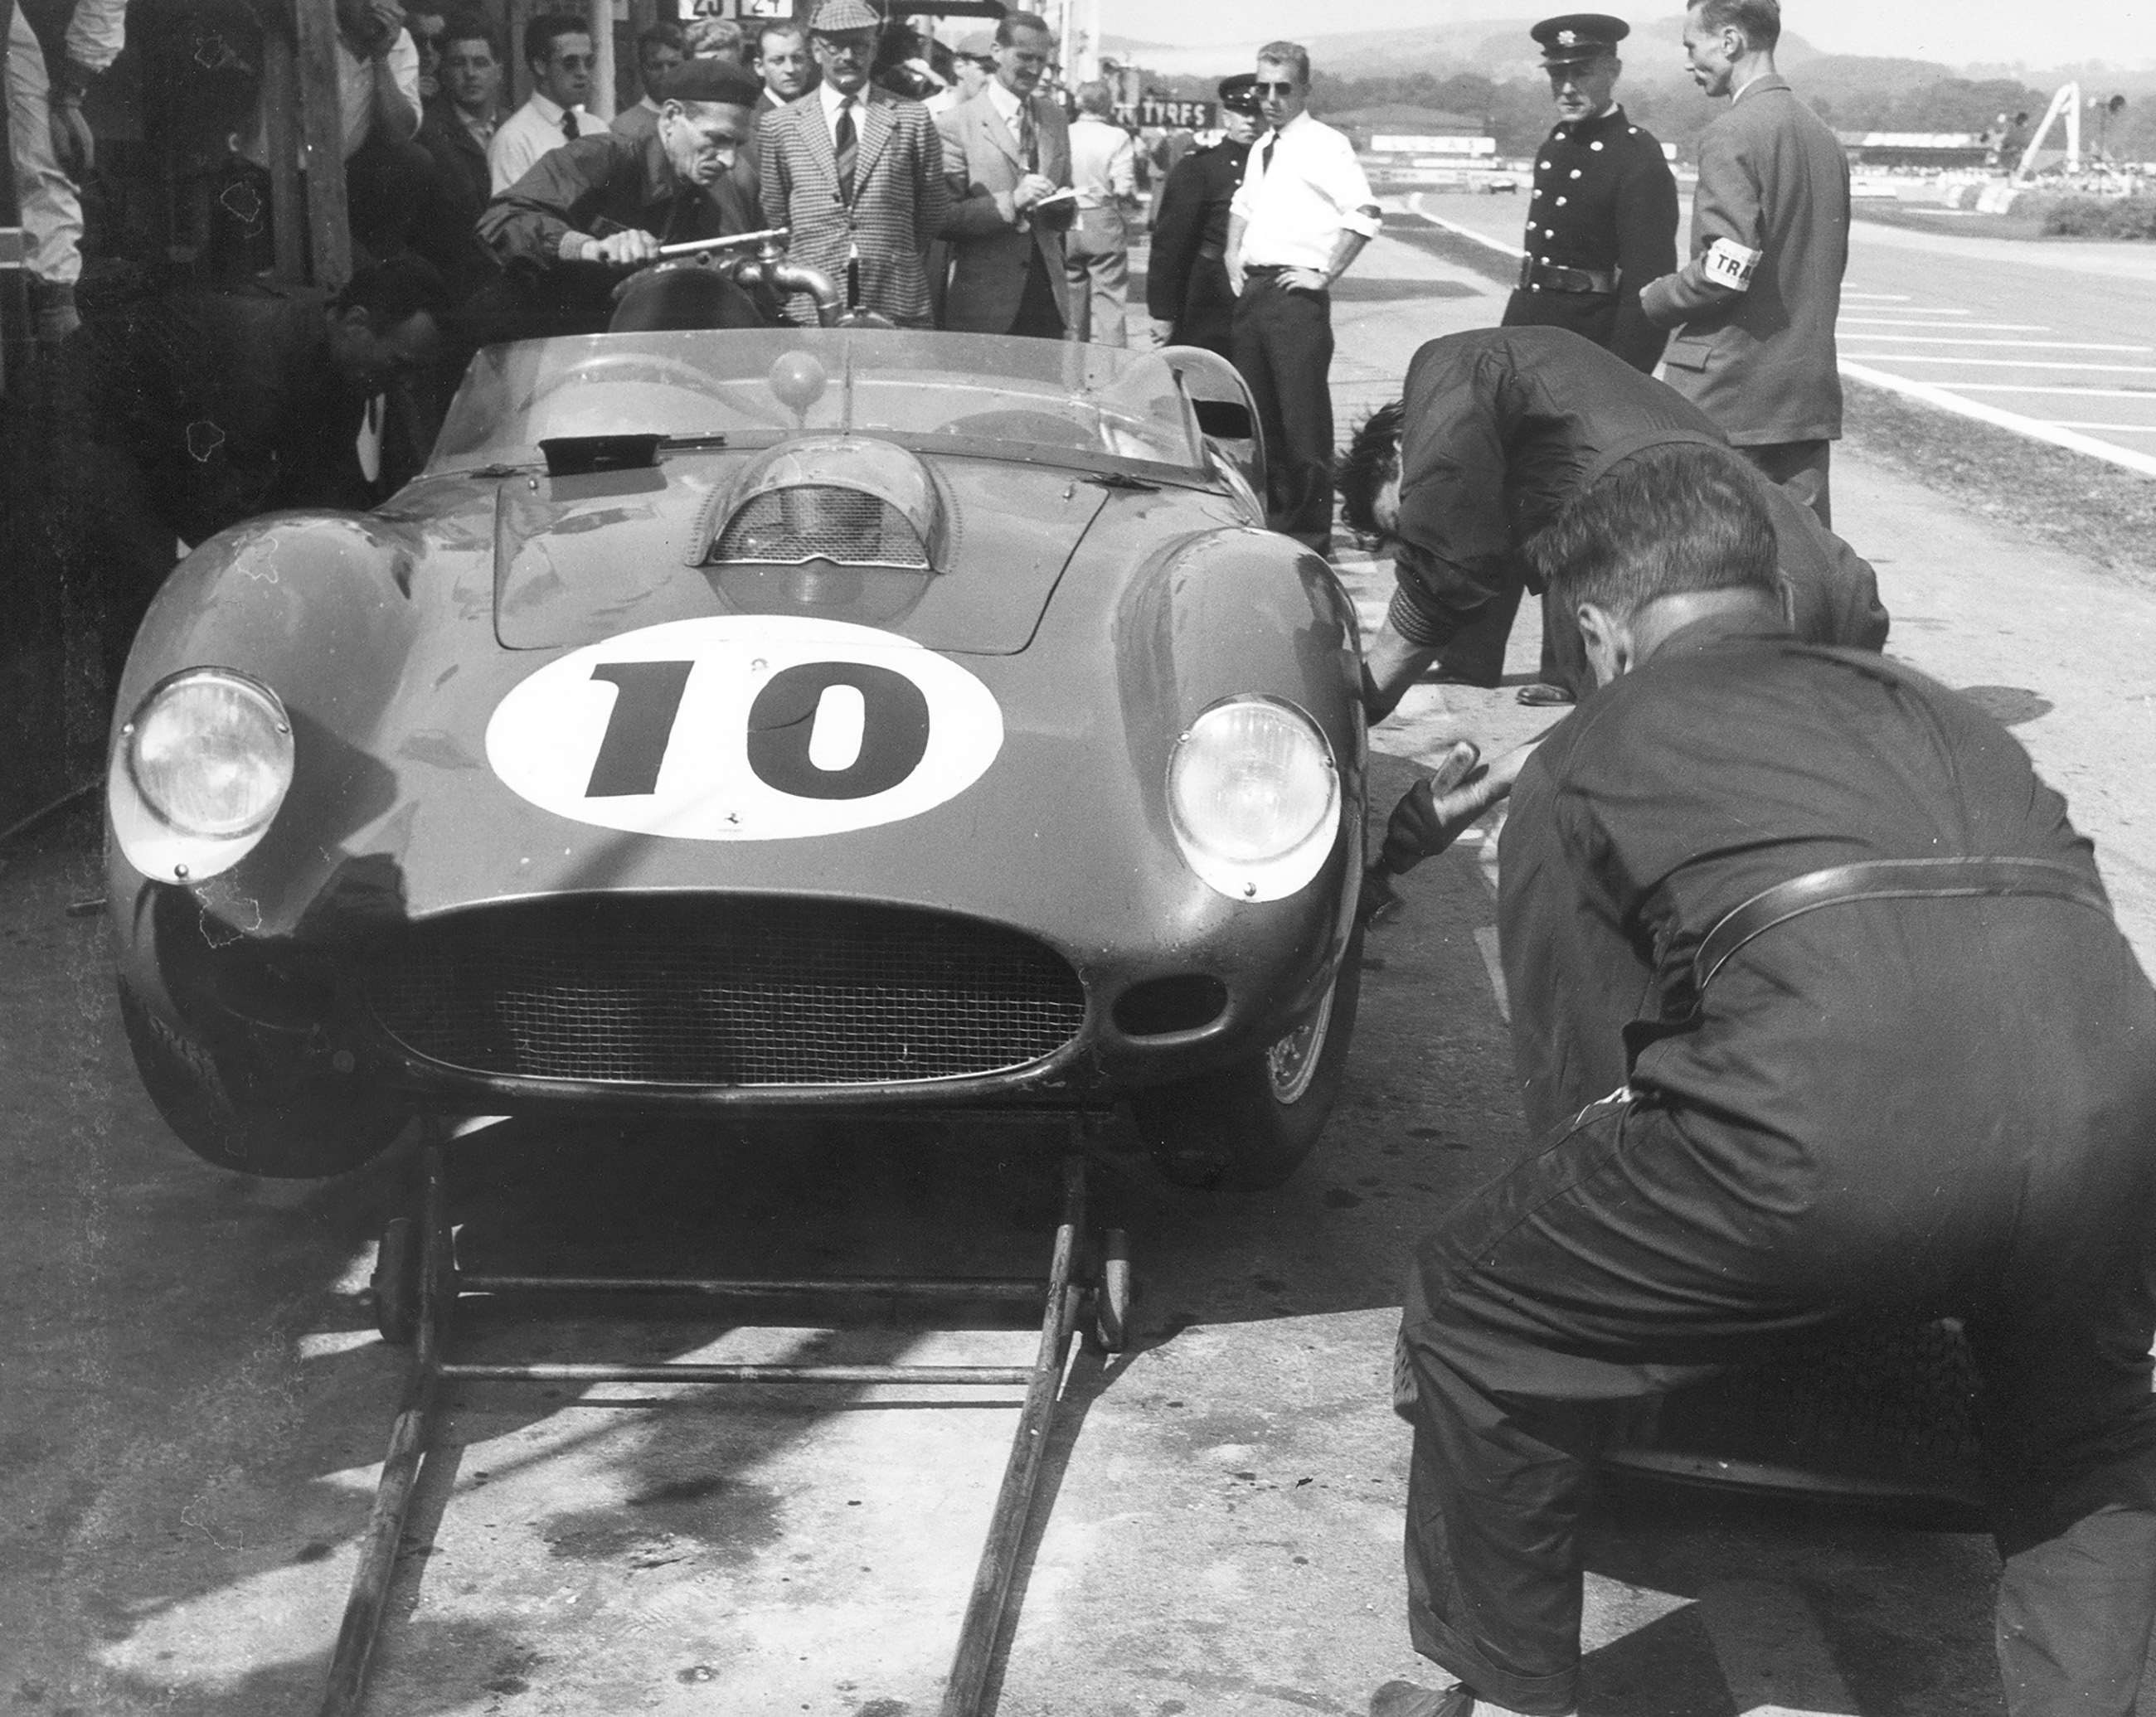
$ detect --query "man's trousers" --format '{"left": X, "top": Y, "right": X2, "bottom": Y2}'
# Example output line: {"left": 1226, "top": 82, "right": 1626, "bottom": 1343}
{"left": 1063, "top": 206, "right": 1129, "bottom": 347}
{"left": 1231, "top": 272, "right": 1335, "bottom": 551}
{"left": 1399, "top": 1092, "right": 2156, "bottom": 1716}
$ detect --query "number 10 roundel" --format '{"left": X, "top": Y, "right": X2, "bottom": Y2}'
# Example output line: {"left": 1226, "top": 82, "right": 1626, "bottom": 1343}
{"left": 485, "top": 616, "right": 1006, "bottom": 841}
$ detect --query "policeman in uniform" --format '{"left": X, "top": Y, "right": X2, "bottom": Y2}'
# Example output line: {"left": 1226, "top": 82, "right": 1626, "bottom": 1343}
{"left": 1503, "top": 14, "right": 1677, "bottom": 376}
{"left": 1144, "top": 75, "right": 1264, "bottom": 358}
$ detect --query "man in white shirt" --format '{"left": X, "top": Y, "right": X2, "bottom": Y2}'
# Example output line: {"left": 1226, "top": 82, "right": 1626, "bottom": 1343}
{"left": 488, "top": 12, "right": 609, "bottom": 193}
{"left": 1064, "top": 79, "right": 1137, "bottom": 345}
{"left": 1224, "top": 40, "right": 1381, "bottom": 551}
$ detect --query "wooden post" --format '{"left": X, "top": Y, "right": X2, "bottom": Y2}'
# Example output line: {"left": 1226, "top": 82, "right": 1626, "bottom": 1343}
{"left": 292, "top": 0, "right": 353, "bottom": 289}
{"left": 588, "top": 0, "right": 616, "bottom": 120}
{"left": 260, "top": 31, "right": 308, "bottom": 282}
{"left": 505, "top": 0, "right": 537, "bottom": 112}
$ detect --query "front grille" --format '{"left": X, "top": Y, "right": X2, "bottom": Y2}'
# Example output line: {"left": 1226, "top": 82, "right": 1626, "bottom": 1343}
{"left": 712, "top": 486, "right": 929, "bottom": 568}
{"left": 363, "top": 897, "right": 1086, "bottom": 1087}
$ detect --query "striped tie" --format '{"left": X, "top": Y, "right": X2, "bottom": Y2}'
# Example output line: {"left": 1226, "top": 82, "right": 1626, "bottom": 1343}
{"left": 1016, "top": 101, "right": 1037, "bottom": 172}
{"left": 833, "top": 97, "right": 857, "bottom": 204}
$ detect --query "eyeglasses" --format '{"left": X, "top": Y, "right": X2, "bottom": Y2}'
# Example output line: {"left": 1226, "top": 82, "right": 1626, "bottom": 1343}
{"left": 1253, "top": 80, "right": 1299, "bottom": 95}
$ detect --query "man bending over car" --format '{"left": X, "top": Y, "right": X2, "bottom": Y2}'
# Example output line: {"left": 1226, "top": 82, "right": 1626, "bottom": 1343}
{"left": 1370, "top": 442, "right": 2156, "bottom": 1717}
{"left": 473, "top": 55, "right": 767, "bottom": 341}
{"left": 1336, "top": 325, "right": 1886, "bottom": 715}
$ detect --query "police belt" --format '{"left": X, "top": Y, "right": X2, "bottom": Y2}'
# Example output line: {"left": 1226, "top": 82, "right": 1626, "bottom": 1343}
{"left": 1693, "top": 856, "right": 2111, "bottom": 995}
{"left": 1517, "top": 256, "right": 1619, "bottom": 294}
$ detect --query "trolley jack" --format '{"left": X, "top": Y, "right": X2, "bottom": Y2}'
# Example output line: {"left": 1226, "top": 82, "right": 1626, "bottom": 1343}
{"left": 320, "top": 1118, "right": 1132, "bottom": 1717}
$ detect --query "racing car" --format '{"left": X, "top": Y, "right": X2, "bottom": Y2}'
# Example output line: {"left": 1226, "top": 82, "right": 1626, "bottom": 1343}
{"left": 105, "top": 325, "right": 1369, "bottom": 1190}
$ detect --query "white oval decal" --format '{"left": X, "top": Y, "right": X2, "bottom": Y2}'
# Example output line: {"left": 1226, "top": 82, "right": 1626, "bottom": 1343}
{"left": 485, "top": 616, "right": 1004, "bottom": 840}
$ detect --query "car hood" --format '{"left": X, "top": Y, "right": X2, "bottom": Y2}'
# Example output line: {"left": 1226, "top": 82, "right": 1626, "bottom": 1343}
{"left": 492, "top": 449, "right": 1110, "bottom": 655}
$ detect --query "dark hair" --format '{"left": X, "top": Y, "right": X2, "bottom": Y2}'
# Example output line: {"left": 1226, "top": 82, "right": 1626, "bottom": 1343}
{"left": 438, "top": 8, "right": 498, "bottom": 58}
{"left": 1528, "top": 444, "right": 1779, "bottom": 619}
{"left": 1336, "top": 399, "right": 1405, "bottom": 537}
{"left": 1255, "top": 40, "right": 1312, "bottom": 85}
{"left": 638, "top": 20, "right": 687, "bottom": 54}
{"left": 1689, "top": 0, "right": 1780, "bottom": 52}
{"left": 523, "top": 12, "right": 590, "bottom": 69}
{"left": 333, "top": 255, "right": 453, "bottom": 327}
{"left": 996, "top": 10, "right": 1053, "bottom": 46}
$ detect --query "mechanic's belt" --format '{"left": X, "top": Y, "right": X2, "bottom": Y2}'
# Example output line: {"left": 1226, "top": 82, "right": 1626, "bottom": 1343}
{"left": 1693, "top": 856, "right": 2111, "bottom": 994}
{"left": 1517, "top": 257, "right": 1619, "bottom": 294}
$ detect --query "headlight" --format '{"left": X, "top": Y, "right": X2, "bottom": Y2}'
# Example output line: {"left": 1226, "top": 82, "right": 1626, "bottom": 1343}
{"left": 1168, "top": 696, "right": 1339, "bottom": 901}
{"left": 110, "top": 670, "right": 294, "bottom": 882}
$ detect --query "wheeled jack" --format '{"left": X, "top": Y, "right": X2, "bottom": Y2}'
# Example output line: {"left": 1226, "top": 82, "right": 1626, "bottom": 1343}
{"left": 318, "top": 1118, "right": 1132, "bottom": 1717}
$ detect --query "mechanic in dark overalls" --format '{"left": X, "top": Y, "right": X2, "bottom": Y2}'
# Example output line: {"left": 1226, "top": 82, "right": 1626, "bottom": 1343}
{"left": 1143, "top": 75, "right": 1263, "bottom": 359}
{"left": 1372, "top": 443, "right": 2156, "bottom": 1717}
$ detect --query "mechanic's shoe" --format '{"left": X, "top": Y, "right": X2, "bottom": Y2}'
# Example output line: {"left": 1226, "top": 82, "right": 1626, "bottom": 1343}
{"left": 1515, "top": 682, "right": 1575, "bottom": 707}
{"left": 1370, "top": 1681, "right": 1477, "bottom": 1717}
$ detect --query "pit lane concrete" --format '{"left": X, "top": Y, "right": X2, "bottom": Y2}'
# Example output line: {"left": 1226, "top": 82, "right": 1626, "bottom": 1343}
{"left": 4, "top": 229, "right": 2156, "bottom": 1715}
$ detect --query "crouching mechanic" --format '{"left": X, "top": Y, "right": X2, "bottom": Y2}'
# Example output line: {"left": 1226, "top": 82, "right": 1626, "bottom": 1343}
{"left": 1338, "top": 326, "right": 1886, "bottom": 714}
{"left": 473, "top": 55, "right": 767, "bottom": 340}
{"left": 1372, "top": 444, "right": 2156, "bottom": 1717}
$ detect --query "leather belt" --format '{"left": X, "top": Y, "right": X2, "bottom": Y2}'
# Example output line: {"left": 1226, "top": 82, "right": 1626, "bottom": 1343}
{"left": 1693, "top": 857, "right": 2111, "bottom": 995}
{"left": 1517, "top": 257, "right": 1619, "bottom": 294}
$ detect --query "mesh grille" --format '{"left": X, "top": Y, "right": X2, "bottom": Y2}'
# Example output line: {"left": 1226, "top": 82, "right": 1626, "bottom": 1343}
{"left": 712, "top": 486, "right": 929, "bottom": 567}
{"left": 362, "top": 897, "right": 1086, "bottom": 1087}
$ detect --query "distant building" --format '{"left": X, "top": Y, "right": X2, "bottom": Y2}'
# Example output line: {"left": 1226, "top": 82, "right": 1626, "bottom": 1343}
{"left": 1838, "top": 132, "right": 1992, "bottom": 171}
{"left": 1332, "top": 104, "right": 1493, "bottom": 160}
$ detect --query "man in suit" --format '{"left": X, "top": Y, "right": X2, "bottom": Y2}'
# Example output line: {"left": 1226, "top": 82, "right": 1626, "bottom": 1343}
{"left": 756, "top": 0, "right": 948, "bottom": 327}
{"left": 474, "top": 56, "right": 763, "bottom": 339}
{"left": 1640, "top": 0, "right": 1848, "bottom": 525}
{"left": 488, "top": 12, "right": 609, "bottom": 194}
{"left": 1503, "top": 13, "right": 1677, "bottom": 376}
{"left": 1145, "top": 74, "right": 1263, "bottom": 356}
{"left": 935, "top": 10, "right": 1075, "bottom": 339}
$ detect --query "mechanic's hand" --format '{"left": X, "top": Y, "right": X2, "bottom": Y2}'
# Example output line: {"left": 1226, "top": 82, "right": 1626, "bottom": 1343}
{"left": 1148, "top": 318, "right": 1177, "bottom": 348}
{"left": 585, "top": 229, "right": 663, "bottom": 266}
{"left": 1280, "top": 266, "right": 1330, "bottom": 293}
{"left": 1377, "top": 741, "right": 1488, "bottom": 873}
{"left": 362, "top": 0, "right": 405, "bottom": 52}
{"left": 51, "top": 99, "right": 95, "bottom": 179}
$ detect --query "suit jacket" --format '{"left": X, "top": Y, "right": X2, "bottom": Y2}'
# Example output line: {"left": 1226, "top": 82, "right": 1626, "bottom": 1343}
{"left": 935, "top": 88, "right": 1073, "bottom": 335}
{"left": 1639, "top": 75, "right": 1849, "bottom": 444}
{"left": 758, "top": 87, "right": 947, "bottom": 326}
{"left": 417, "top": 97, "right": 494, "bottom": 224}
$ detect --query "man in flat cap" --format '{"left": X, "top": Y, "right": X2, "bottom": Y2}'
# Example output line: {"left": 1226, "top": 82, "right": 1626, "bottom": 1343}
{"left": 1640, "top": 0, "right": 1850, "bottom": 526}
{"left": 757, "top": 0, "right": 949, "bottom": 327}
{"left": 1145, "top": 75, "right": 1265, "bottom": 356}
{"left": 474, "top": 54, "right": 765, "bottom": 337}
{"left": 926, "top": 29, "right": 993, "bottom": 117}
{"left": 1505, "top": 15, "right": 1676, "bottom": 377}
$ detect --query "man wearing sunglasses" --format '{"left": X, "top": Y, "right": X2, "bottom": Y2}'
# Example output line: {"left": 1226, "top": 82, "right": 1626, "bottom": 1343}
{"left": 1223, "top": 41, "right": 1381, "bottom": 553}
{"left": 488, "top": 12, "right": 610, "bottom": 194}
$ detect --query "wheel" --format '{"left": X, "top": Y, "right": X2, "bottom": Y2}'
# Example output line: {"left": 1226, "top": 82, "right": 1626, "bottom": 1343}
{"left": 117, "top": 979, "right": 404, "bottom": 1178}
{"left": 1088, "top": 1229, "right": 1133, "bottom": 1354}
{"left": 369, "top": 1217, "right": 420, "bottom": 1346}
{"left": 1133, "top": 927, "right": 1364, "bottom": 1191}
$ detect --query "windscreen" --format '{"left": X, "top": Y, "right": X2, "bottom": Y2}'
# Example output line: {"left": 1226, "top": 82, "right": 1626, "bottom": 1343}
{"left": 431, "top": 328, "right": 1210, "bottom": 480}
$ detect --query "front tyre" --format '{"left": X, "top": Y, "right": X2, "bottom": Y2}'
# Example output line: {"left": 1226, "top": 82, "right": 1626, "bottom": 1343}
{"left": 116, "top": 980, "right": 404, "bottom": 1178}
{"left": 1135, "top": 929, "right": 1363, "bottom": 1191}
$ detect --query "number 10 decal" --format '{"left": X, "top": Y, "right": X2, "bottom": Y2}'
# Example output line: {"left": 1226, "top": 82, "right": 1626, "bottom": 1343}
{"left": 486, "top": 616, "right": 1003, "bottom": 841}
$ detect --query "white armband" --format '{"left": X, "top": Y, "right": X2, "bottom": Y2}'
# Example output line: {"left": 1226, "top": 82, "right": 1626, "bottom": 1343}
{"left": 1702, "top": 237, "right": 1760, "bottom": 291}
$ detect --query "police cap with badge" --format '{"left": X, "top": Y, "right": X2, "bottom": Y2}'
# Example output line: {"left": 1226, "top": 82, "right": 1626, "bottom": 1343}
{"left": 1531, "top": 12, "right": 1629, "bottom": 66}
{"left": 1218, "top": 73, "right": 1261, "bottom": 118}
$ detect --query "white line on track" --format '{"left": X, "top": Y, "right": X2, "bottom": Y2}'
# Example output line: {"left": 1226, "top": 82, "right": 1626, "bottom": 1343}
{"left": 1851, "top": 356, "right": 2156, "bottom": 371}
{"left": 1843, "top": 291, "right": 1911, "bottom": 300}
{"left": 2050, "top": 422, "right": 2156, "bottom": 432}
{"left": 1840, "top": 358, "right": 2156, "bottom": 477}
{"left": 1940, "top": 385, "right": 2156, "bottom": 397}
{"left": 1838, "top": 336, "right": 2154, "bottom": 352}
{"left": 1838, "top": 318, "right": 2047, "bottom": 331}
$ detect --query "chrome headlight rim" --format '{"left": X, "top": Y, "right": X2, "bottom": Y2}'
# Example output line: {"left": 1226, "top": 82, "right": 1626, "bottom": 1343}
{"left": 1167, "top": 693, "right": 1341, "bottom": 903}
{"left": 112, "top": 667, "right": 295, "bottom": 884}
